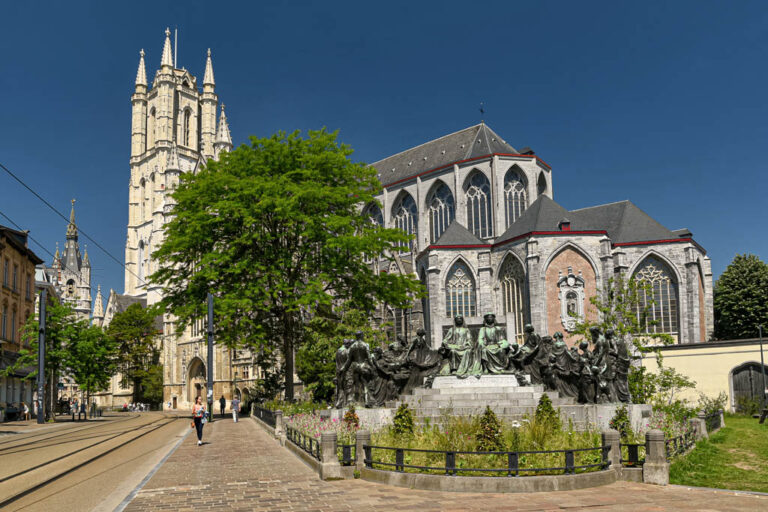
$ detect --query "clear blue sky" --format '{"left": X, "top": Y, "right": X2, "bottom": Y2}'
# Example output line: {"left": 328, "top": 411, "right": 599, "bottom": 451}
{"left": 1, "top": 1, "right": 766, "bottom": 300}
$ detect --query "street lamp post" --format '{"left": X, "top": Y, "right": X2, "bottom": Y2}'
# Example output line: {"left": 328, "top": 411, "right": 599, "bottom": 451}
{"left": 759, "top": 325, "right": 767, "bottom": 410}
{"left": 206, "top": 293, "right": 214, "bottom": 422}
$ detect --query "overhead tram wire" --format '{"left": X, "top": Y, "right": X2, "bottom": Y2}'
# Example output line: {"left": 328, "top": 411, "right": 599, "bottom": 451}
{"left": 0, "top": 161, "right": 144, "bottom": 284}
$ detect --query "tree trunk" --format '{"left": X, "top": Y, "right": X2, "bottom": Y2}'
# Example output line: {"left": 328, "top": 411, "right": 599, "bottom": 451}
{"left": 283, "top": 313, "right": 295, "bottom": 401}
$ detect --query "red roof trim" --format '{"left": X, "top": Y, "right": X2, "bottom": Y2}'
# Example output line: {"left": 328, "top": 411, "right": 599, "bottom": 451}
{"left": 613, "top": 238, "right": 692, "bottom": 247}
{"left": 381, "top": 153, "right": 551, "bottom": 188}
{"left": 428, "top": 244, "right": 490, "bottom": 250}
{"left": 492, "top": 230, "right": 607, "bottom": 248}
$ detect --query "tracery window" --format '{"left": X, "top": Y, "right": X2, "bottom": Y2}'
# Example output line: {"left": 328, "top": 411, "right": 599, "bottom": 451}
{"left": 392, "top": 193, "right": 418, "bottom": 252}
{"left": 500, "top": 256, "right": 526, "bottom": 343}
{"left": 427, "top": 182, "right": 454, "bottom": 243}
{"left": 504, "top": 168, "right": 527, "bottom": 227}
{"left": 537, "top": 172, "right": 547, "bottom": 195}
{"left": 183, "top": 109, "right": 192, "bottom": 147}
{"left": 446, "top": 261, "right": 476, "bottom": 318}
{"left": 363, "top": 203, "right": 383, "bottom": 227}
{"left": 465, "top": 172, "right": 492, "bottom": 239}
{"left": 633, "top": 256, "right": 679, "bottom": 336}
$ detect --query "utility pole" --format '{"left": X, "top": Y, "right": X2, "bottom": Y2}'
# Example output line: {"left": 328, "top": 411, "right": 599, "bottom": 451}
{"left": 759, "top": 325, "right": 767, "bottom": 410}
{"left": 37, "top": 289, "right": 46, "bottom": 424}
{"left": 207, "top": 293, "right": 214, "bottom": 422}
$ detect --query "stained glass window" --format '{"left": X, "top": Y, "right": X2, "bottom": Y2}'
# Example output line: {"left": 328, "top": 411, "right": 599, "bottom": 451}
{"left": 504, "top": 168, "right": 527, "bottom": 228}
{"left": 446, "top": 261, "right": 476, "bottom": 318}
{"left": 633, "top": 256, "right": 679, "bottom": 335}
{"left": 465, "top": 171, "right": 493, "bottom": 239}
{"left": 427, "top": 182, "right": 455, "bottom": 243}
{"left": 392, "top": 193, "right": 418, "bottom": 252}
{"left": 500, "top": 256, "right": 526, "bottom": 343}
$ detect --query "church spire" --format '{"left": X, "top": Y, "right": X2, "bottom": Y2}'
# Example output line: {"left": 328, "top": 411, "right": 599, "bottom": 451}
{"left": 83, "top": 245, "right": 90, "bottom": 267}
{"left": 66, "top": 199, "right": 78, "bottom": 239}
{"left": 135, "top": 49, "right": 147, "bottom": 87}
{"left": 216, "top": 104, "right": 232, "bottom": 146}
{"left": 203, "top": 48, "right": 215, "bottom": 86}
{"left": 92, "top": 284, "right": 104, "bottom": 326}
{"left": 160, "top": 27, "right": 173, "bottom": 69}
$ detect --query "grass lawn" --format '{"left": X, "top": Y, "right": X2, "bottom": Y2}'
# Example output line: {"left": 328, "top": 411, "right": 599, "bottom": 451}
{"left": 669, "top": 414, "right": 768, "bottom": 493}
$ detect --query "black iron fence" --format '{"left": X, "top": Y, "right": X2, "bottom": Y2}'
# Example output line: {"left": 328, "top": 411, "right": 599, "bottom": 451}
{"left": 703, "top": 411, "right": 722, "bottom": 433}
{"left": 619, "top": 443, "right": 646, "bottom": 467}
{"left": 252, "top": 404, "right": 276, "bottom": 427}
{"left": 363, "top": 444, "right": 611, "bottom": 477}
{"left": 287, "top": 425, "right": 322, "bottom": 461}
{"left": 338, "top": 443, "right": 356, "bottom": 466}
{"left": 666, "top": 430, "right": 696, "bottom": 459}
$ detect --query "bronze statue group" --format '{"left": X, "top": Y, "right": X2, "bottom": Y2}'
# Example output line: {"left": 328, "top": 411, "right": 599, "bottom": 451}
{"left": 333, "top": 313, "right": 632, "bottom": 408}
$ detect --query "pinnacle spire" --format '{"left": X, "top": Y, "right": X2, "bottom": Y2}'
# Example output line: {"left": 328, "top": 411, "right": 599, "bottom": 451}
{"left": 93, "top": 284, "right": 104, "bottom": 321}
{"left": 160, "top": 27, "right": 173, "bottom": 68}
{"left": 66, "top": 199, "right": 78, "bottom": 239}
{"left": 215, "top": 104, "right": 232, "bottom": 145}
{"left": 166, "top": 143, "right": 181, "bottom": 170}
{"left": 54, "top": 242, "right": 60, "bottom": 261}
{"left": 83, "top": 245, "right": 90, "bottom": 267}
{"left": 203, "top": 48, "right": 215, "bottom": 86}
{"left": 135, "top": 49, "right": 147, "bottom": 86}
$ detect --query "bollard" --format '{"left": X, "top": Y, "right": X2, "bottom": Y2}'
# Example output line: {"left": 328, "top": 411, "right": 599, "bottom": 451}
{"left": 356, "top": 429, "right": 371, "bottom": 472}
{"left": 274, "top": 410, "right": 286, "bottom": 445}
{"left": 691, "top": 415, "right": 708, "bottom": 440}
{"left": 642, "top": 429, "right": 669, "bottom": 485}
{"left": 320, "top": 431, "right": 342, "bottom": 480}
{"left": 601, "top": 429, "right": 621, "bottom": 471}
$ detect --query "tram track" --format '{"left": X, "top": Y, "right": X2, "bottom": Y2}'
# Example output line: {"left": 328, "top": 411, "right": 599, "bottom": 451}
{"left": 0, "top": 414, "right": 139, "bottom": 451}
{"left": 0, "top": 415, "right": 181, "bottom": 509}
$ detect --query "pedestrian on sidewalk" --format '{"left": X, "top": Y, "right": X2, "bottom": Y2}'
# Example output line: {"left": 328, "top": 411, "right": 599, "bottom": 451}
{"left": 23, "top": 402, "right": 30, "bottom": 421}
{"left": 219, "top": 395, "right": 226, "bottom": 418}
{"left": 231, "top": 396, "right": 240, "bottom": 423}
{"left": 192, "top": 396, "right": 207, "bottom": 446}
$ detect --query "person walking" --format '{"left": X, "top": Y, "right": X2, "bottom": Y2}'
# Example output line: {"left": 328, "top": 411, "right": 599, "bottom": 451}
{"left": 231, "top": 396, "right": 240, "bottom": 423}
{"left": 219, "top": 396, "right": 226, "bottom": 418}
{"left": 22, "top": 402, "right": 30, "bottom": 421}
{"left": 192, "top": 396, "right": 207, "bottom": 446}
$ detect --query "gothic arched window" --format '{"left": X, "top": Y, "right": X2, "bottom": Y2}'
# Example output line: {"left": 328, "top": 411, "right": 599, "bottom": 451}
{"left": 633, "top": 256, "right": 679, "bottom": 336}
{"left": 464, "top": 171, "right": 492, "bottom": 239}
{"left": 138, "top": 241, "right": 145, "bottom": 282}
{"left": 148, "top": 107, "right": 156, "bottom": 148}
{"left": 445, "top": 261, "right": 476, "bottom": 318}
{"left": 392, "top": 193, "right": 418, "bottom": 252}
{"left": 140, "top": 178, "right": 146, "bottom": 220}
{"left": 183, "top": 109, "right": 192, "bottom": 147}
{"left": 504, "top": 167, "right": 527, "bottom": 228}
{"left": 363, "top": 203, "right": 383, "bottom": 227}
{"left": 500, "top": 256, "right": 526, "bottom": 343}
{"left": 537, "top": 172, "right": 547, "bottom": 195}
{"left": 427, "top": 182, "right": 454, "bottom": 243}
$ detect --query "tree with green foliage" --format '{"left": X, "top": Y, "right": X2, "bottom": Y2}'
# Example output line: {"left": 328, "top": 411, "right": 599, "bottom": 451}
{"left": 152, "top": 129, "right": 423, "bottom": 400}
{"left": 714, "top": 254, "right": 768, "bottom": 340}
{"left": 63, "top": 324, "right": 118, "bottom": 413}
{"left": 106, "top": 303, "right": 161, "bottom": 405}
{"left": 2, "top": 300, "right": 85, "bottom": 420}
{"left": 476, "top": 406, "right": 503, "bottom": 451}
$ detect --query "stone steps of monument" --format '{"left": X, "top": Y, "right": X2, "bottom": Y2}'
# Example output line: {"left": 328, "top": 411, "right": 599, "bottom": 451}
{"left": 402, "top": 397, "right": 578, "bottom": 408}
{"left": 412, "top": 386, "right": 546, "bottom": 396}
{"left": 405, "top": 391, "right": 566, "bottom": 402}
{"left": 411, "top": 403, "right": 587, "bottom": 420}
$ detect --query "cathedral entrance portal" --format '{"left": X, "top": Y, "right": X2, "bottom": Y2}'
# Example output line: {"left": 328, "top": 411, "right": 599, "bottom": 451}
{"left": 187, "top": 357, "right": 206, "bottom": 405}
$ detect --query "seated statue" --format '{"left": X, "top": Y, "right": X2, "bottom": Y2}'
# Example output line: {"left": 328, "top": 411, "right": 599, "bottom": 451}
{"left": 403, "top": 328, "right": 443, "bottom": 393}
{"left": 342, "top": 331, "right": 375, "bottom": 405}
{"left": 441, "top": 315, "right": 473, "bottom": 375}
{"left": 477, "top": 313, "right": 510, "bottom": 374}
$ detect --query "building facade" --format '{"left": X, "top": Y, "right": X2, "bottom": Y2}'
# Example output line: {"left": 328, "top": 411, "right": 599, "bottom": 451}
{"left": 0, "top": 226, "right": 43, "bottom": 414}
{"left": 98, "top": 29, "right": 257, "bottom": 409}
{"left": 369, "top": 124, "right": 714, "bottom": 347}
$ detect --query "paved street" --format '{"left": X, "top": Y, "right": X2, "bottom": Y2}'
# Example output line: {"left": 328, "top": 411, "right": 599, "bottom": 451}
{"left": 125, "top": 417, "right": 768, "bottom": 511}
{"left": 0, "top": 412, "right": 188, "bottom": 512}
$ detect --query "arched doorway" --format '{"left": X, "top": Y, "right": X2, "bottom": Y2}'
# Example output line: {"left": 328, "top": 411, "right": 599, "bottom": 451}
{"left": 731, "top": 362, "right": 768, "bottom": 412}
{"left": 187, "top": 357, "right": 206, "bottom": 405}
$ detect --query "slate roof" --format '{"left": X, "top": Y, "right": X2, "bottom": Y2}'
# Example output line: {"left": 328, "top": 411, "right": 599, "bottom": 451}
{"left": 372, "top": 124, "right": 518, "bottom": 186}
{"left": 0, "top": 225, "right": 44, "bottom": 265}
{"left": 432, "top": 221, "right": 488, "bottom": 246}
{"left": 494, "top": 197, "right": 680, "bottom": 246}
{"left": 569, "top": 201, "right": 677, "bottom": 244}
{"left": 495, "top": 195, "right": 571, "bottom": 244}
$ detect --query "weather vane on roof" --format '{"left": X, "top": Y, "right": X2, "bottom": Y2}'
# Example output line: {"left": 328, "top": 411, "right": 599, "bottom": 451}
{"left": 479, "top": 102, "right": 485, "bottom": 122}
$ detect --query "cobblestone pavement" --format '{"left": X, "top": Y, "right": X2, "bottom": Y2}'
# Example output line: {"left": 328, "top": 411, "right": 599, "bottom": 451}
{"left": 124, "top": 417, "right": 768, "bottom": 511}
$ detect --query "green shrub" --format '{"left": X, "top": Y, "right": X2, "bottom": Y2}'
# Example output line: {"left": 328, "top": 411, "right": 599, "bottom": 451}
{"left": 609, "top": 405, "right": 632, "bottom": 440}
{"left": 735, "top": 396, "right": 761, "bottom": 416}
{"left": 535, "top": 393, "right": 561, "bottom": 431}
{"left": 698, "top": 392, "right": 727, "bottom": 416}
{"left": 343, "top": 405, "right": 360, "bottom": 428}
{"left": 393, "top": 403, "right": 414, "bottom": 436}
{"left": 476, "top": 406, "right": 503, "bottom": 452}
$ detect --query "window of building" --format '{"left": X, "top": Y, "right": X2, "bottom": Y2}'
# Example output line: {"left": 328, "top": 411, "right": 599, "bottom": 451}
{"left": 633, "top": 256, "right": 679, "bottom": 336}
{"left": 392, "top": 193, "right": 418, "bottom": 253}
{"left": 3, "top": 259, "right": 8, "bottom": 286}
{"left": 10, "top": 308, "right": 16, "bottom": 342}
{"left": 446, "top": 261, "right": 476, "bottom": 318}
{"left": 1, "top": 304, "right": 7, "bottom": 340}
{"left": 427, "top": 182, "right": 454, "bottom": 243}
{"left": 148, "top": 108, "right": 156, "bottom": 147}
{"left": 537, "top": 172, "right": 547, "bottom": 195}
{"left": 138, "top": 241, "right": 145, "bottom": 282}
{"left": 183, "top": 109, "right": 192, "bottom": 146}
{"left": 500, "top": 256, "right": 526, "bottom": 343}
{"left": 504, "top": 168, "right": 527, "bottom": 228}
{"left": 25, "top": 274, "right": 31, "bottom": 300}
{"left": 12, "top": 265, "right": 17, "bottom": 291}
{"left": 363, "top": 203, "right": 383, "bottom": 227}
{"left": 464, "top": 171, "right": 492, "bottom": 239}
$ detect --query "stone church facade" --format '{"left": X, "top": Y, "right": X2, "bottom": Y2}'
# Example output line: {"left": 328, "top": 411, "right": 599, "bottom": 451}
{"left": 369, "top": 123, "right": 714, "bottom": 347}
{"left": 97, "top": 29, "right": 258, "bottom": 409}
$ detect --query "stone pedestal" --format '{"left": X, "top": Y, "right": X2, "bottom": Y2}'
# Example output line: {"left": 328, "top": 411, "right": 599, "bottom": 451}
{"left": 320, "top": 432, "right": 342, "bottom": 480}
{"left": 642, "top": 429, "right": 669, "bottom": 485}
{"left": 431, "top": 374, "right": 522, "bottom": 389}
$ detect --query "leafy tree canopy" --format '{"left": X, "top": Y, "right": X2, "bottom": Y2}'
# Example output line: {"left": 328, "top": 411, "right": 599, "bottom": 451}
{"left": 64, "top": 324, "right": 118, "bottom": 397}
{"left": 152, "top": 129, "right": 423, "bottom": 399}
{"left": 714, "top": 253, "right": 768, "bottom": 340}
